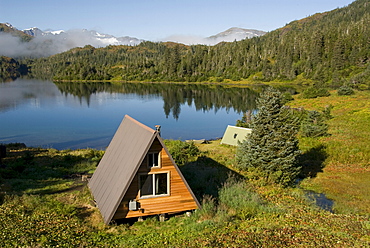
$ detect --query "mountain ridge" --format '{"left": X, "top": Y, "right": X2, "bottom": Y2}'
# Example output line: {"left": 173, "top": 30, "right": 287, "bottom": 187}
{"left": 208, "top": 27, "right": 266, "bottom": 40}
{"left": 22, "top": 27, "right": 144, "bottom": 46}
{"left": 0, "top": 23, "right": 265, "bottom": 57}
{"left": 20, "top": 25, "right": 266, "bottom": 45}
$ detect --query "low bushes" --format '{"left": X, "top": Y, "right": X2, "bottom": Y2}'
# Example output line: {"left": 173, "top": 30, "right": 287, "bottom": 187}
{"left": 217, "top": 177, "right": 276, "bottom": 220}
{"left": 196, "top": 176, "right": 279, "bottom": 222}
{"left": 164, "top": 140, "right": 200, "bottom": 166}
{"left": 337, "top": 85, "right": 355, "bottom": 96}
{"left": 301, "top": 86, "right": 331, "bottom": 99}
{"left": 0, "top": 194, "right": 90, "bottom": 247}
{"left": 300, "top": 110, "right": 330, "bottom": 138}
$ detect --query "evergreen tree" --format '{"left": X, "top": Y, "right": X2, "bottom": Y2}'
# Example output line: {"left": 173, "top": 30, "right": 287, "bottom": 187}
{"left": 236, "top": 87, "right": 301, "bottom": 186}
{"left": 300, "top": 110, "right": 329, "bottom": 138}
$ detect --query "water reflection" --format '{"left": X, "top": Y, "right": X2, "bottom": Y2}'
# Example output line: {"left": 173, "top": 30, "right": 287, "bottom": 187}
{"left": 55, "top": 82, "right": 260, "bottom": 119}
{"left": 0, "top": 79, "right": 267, "bottom": 149}
{"left": 0, "top": 79, "right": 61, "bottom": 112}
{"left": 305, "top": 190, "right": 334, "bottom": 213}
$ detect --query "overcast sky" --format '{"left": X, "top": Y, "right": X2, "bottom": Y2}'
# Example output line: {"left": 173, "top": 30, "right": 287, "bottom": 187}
{"left": 1, "top": 0, "right": 354, "bottom": 40}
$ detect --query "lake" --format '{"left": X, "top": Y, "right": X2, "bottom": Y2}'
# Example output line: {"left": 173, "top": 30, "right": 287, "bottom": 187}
{"left": 0, "top": 79, "right": 261, "bottom": 150}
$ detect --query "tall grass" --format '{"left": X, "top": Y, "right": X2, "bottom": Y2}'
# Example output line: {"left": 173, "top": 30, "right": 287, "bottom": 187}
{"left": 195, "top": 176, "right": 279, "bottom": 223}
{"left": 0, "top": 143, "right": 369, "bottom": 247}
{"left": 290, "top": 90, "right": 370, "bottom": 214}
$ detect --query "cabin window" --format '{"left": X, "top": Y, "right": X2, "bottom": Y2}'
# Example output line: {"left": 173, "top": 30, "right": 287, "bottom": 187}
{"left": 139, "top": 172, "right": 169, "bottom": 198}
{"left": 148, "top": 152, "right": 160, "bottom": 168}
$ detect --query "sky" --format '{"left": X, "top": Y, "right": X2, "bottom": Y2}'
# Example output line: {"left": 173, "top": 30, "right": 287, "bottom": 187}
{"left": 1, "top": 0, "right": 355, "bottom": 41}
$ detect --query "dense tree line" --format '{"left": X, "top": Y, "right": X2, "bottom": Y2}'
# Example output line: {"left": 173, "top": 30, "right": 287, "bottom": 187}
{"left": 5, "top": 0, "right": 370, "bottom": 86}
{"left": 0, "top": 56, "right": 25, "bottom": 81}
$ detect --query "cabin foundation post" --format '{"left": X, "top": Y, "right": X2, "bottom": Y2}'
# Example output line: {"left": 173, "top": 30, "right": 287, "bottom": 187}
{"left": 159, "top": 213, "right": 166, "bottom": 222}
{"left": 0, "top": 145, "right": 6, "bottom": 165}
{"left": 81, "top": 175, "right": 89, "bottom": 181}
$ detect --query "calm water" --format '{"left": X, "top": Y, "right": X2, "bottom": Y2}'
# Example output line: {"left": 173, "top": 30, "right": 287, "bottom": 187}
{"left": 0, "top": 79, "right": 260, "bottom": 150}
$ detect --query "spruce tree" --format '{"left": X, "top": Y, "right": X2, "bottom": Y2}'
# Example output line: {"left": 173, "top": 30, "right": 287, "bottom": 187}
{"left": 300, "top": 110, "right": 329, "bottom": 138}
{"left": 236, "top": 87, "right": 301, "bottom": 186}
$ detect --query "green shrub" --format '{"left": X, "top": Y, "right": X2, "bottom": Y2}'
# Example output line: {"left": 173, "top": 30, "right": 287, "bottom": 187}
{"left": 164, "top": 140, "right": 200, "bottom": 166}
{"left": 301, "top": 86, "right": 330, "bottom": 99}
{"left": 218, "top": 177, "right": 272, "bottom": 220}
{"left": 4, "top": 142, "right": 27, "bottom": 150}
{"left": 322, "top": 104, "right": 333, "bottom": 120}
{"left": 194, "top": 195, "right": 217, "bottom": 221}
{"left": 84, "top": 148, "right": 104, "bottom": 162}
{"left": 281, "top": 92, "right": 294, "bottom": 104}
{"left": 300, "top": 110, "right": 329, "bottom": 138}
{"left": 337, "top": 85, "right": 355, "bottom": 96}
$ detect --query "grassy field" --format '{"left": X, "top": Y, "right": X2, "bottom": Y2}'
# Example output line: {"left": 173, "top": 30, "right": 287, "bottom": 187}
{"left": 0, "top": 89, "right": 369, "bottom": 247}
{"left": 289, "top": 90, "right": 370, "bottom": 214}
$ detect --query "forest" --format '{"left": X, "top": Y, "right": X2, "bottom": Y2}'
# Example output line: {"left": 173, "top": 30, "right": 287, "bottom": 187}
{"left": 6, "top": 0, "right": 365, "bottom": 87}
{"left": 0, "top": 56, "right": 25, "bottom": 81}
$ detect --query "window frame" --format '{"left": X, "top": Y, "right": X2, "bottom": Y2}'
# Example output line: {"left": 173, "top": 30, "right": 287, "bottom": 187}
{"left": 147, "top": 151, "right": 161, "bottom": 168}
{"left": 138, "top": 172, "right": 170, "bottom": 199}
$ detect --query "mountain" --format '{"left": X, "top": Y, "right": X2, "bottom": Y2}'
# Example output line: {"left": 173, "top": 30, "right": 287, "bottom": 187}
{"left": 207, "top": 27, "right": 266, "bottom": 42}
{"left": 19, "top": 26, "right": 266, "bottom": 47}
{"left": 22, "top": 27, "right": 44, "bottom": 36}
{"left": 161, "top": 27, "right": 266, "bottom": 45}
{"left": 22, "top": 27, "right": 143, "bottom": 46}
{"left": 0, "top": 23, "right": 265, "bottom": 58}
{"left": 0, "top": 24, "right": 145, "bottom": 58}
{"left": 0, "top": 23, "right": 32, "bottom": 42}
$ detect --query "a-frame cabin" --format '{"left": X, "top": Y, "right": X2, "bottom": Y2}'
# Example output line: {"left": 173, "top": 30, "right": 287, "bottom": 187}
{"left": 88, "top": 115, "right": 200, "bottom": 224}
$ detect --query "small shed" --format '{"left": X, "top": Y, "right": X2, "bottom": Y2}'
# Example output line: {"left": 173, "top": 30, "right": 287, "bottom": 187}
{"left": 88, "top": 115, "right": 200, "bottom": 224}
{"left": 220, "top": 125, "right": 252, "bottom": 146}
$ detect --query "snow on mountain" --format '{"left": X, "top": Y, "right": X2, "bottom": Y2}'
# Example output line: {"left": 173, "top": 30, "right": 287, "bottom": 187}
{"left": 46, "top": 30, "right": 65, "bottom": 35}
{"left": 22, "top": 27, "right": 142, "bottom": 46}
{"left": 23, "top": 27, "right": 44, "bottom": 36}
{"left": 163, "top": 27, "right": 266, "bottom": 45}
{"left": 0, "top": 26, "right": 142, "bottom": 57}
{"left": 0, "top": 23, "right": 265, "bottom": 58}
{"left": 207, "top": 27, "right": 266, "bottom": 42}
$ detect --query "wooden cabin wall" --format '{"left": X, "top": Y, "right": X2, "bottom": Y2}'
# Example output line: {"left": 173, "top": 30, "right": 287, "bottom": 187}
{"left": 113, "top": 139, "right": 198, "bottom": 220}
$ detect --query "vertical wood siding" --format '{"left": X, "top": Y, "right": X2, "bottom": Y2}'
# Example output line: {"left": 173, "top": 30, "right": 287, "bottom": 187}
{"left": 113, "top": 139, "right": 199, "bottom": 219}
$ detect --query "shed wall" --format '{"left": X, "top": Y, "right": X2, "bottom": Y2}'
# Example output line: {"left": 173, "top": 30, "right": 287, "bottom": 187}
{"left": 220, "top": 125, "right": 252, "bottom": 146}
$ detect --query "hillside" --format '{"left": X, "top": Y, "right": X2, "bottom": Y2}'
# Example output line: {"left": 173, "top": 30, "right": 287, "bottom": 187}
{"left": 0, "top": 23, "right": 32, "bottom": 42}
{"left": 17, "top": 0, "right": 369, "bottom": 87}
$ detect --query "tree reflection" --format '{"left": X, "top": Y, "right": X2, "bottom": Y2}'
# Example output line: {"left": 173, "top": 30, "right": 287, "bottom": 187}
{"left": 55, "top": 82, "right": 263, "bottom": 120}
